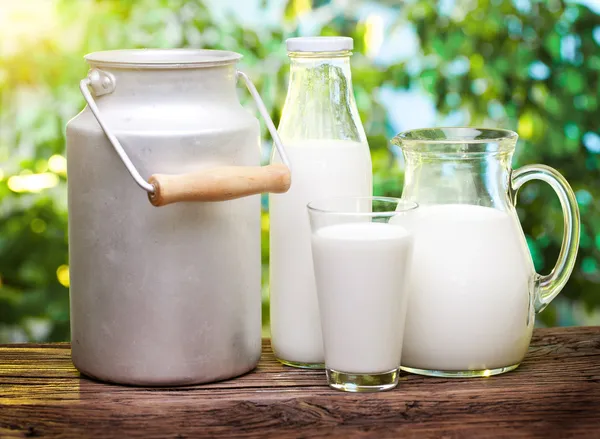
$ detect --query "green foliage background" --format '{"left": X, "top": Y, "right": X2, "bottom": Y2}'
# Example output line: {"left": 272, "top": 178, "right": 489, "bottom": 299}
{"left": 0, "top": 0, "right": 598, "bottom": 342}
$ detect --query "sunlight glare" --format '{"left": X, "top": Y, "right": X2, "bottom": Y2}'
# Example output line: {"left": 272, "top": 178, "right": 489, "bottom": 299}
{"left": 0, "top": 0, "right": 60, "bottom": 57}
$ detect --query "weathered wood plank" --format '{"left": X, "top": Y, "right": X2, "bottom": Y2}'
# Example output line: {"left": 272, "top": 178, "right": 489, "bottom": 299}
{"left": 0, "top": 327, "right": 598, "bottom": 438}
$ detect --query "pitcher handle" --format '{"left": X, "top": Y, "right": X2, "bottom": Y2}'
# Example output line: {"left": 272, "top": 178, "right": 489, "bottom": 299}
{"left": 511, "top": 164, "right": 580, "bottom": 313}
{"left": 79, "top": 68, "right": 291, "bottom": 206}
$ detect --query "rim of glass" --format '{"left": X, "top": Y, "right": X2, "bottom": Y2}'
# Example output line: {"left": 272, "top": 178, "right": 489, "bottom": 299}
{"left": 307, "top": 196, "right": 418, "bottom": 217}
{"left": 391, "top": 127, "right": 518, "bottom": 148}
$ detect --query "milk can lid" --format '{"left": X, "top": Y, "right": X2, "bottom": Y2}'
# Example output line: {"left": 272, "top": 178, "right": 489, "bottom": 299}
{"left": 286, "top": 37, "right": 353, "bottom": 52}
{"left": 84, "top": 49, "right": 242, "bottom": 69}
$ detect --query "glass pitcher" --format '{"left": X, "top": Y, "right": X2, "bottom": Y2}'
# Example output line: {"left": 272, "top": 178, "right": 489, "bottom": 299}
{"left": 391, "top": 127, "right": 580, "bottom": 378}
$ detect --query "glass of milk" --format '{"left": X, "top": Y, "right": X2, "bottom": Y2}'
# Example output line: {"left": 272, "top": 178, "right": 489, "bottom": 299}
{"left": 307, "top": 197, "right": 417, "bottom": 392}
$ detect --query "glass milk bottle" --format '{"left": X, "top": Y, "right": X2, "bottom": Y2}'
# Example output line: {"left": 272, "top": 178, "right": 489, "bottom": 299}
{"left": 270, "top": 37, "right": 373, "bottom": 368}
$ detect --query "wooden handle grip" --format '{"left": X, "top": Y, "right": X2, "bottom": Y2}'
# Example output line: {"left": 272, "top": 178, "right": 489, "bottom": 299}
{"left": 148, "top": 164, "right": 291, "bottom": 206}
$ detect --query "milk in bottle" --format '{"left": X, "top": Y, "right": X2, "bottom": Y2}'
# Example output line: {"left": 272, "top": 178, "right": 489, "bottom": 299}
{"left": 270, "top": 37, "right": 372, "bottom": 367}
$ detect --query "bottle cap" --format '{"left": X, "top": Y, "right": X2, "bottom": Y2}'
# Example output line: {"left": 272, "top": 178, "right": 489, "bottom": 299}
{"left": 286, "top": 37, "right": 353, "bottom": 52}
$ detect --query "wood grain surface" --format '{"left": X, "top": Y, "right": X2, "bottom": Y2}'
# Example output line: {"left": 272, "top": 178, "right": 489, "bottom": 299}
{"left": 0, "top": 327, "right": 599, "bottom": 438}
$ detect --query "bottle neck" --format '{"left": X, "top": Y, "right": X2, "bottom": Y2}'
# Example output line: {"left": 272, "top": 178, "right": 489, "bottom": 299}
{"left": 278, "top": 53, "right": 366, "bottom": 143}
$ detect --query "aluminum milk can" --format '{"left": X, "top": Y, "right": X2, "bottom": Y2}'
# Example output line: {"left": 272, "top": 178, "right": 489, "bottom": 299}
{"left": 66, "top": 49, "right": 291, "bottom": 386}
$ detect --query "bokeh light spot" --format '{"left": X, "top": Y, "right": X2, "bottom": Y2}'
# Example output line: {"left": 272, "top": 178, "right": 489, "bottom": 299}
{"left": 56, "top": 265, "right": 70, "bottom": 288}
{"left": 261, "top": 212, "right": 269, "bottom": 233}
{"left": 564, "top": 123, "right": 580, "bottom": 141}
{"left": 469, "top": 54, "right": 484, "bottom": 71}
{"left": 518, "top": 113, "right": 534, "bottom": 139}
{"left": 583, "top": 132, "right": 600, "bottom": 154}
{"left": 582, "top": 257, "right": 598, "bottom": 275}
{"left": 593, "top": 26, "right": 600, "bottom": 46}
{"left": 30, "top": 218, "right": 47, "bottom": 234}
{"left": 528, "top": 61, "right": 550, "bottom": 80}
{"left": 7, "top": 173, "right": 59, "bottom": 193}
{"left": 576, "top": 189, "right": 593, "bottom": 206}
{"left": 48, "top": 155, "right": 67, "bottom": 175}
{"left": 364, "top": 14, "right": 384, "bottom": 59}
{"left": 471, "top": 78, "right": 488, "bottom": 95}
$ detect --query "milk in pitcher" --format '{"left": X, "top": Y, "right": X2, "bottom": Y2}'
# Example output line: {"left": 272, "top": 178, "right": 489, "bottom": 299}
{"left": 395, "top": 204, "right": 535, "bottom": 373}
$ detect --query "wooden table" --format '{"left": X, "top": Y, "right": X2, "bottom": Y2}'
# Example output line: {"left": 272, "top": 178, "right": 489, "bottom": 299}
{"left": 0, "top": 327, "right": 599, "bottom": 438}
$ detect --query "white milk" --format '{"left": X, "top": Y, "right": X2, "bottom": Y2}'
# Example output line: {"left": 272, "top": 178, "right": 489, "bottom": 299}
{"left": 269, "top": 140, "right": 372, "bottom": 365}
{"left": 311, "top": 222, "right": 413, "bottom": 373}
{"left": 394, "top": 204, "right": 535, "bottom": 371}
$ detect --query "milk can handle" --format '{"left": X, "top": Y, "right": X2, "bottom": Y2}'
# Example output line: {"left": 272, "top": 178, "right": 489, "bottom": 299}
{"left": 511, "top": 164, "right": 580, "bottom": 313}
{"left": 236, "top": 70, "right": 292, "bottom": 170}
{"left": 79, "top": 70, "right": 155, "bottom": 193}
{"left": 79, "top": 68, "right": 291, "bottom": 206}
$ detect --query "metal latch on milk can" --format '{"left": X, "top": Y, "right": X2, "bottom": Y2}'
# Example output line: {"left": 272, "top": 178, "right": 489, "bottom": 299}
{"left": 79, "top": 68, "right": 292, "bottom": 206}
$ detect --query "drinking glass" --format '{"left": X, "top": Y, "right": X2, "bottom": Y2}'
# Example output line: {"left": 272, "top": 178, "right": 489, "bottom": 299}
{"left": 307, "top": 197, "right": 418, "bottom": 392}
